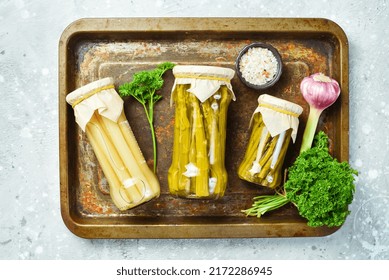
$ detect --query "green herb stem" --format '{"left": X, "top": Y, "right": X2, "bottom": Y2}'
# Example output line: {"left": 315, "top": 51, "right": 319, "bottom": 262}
{"left": 242, "top": 194, "right": 289, "bottom": 218}
{"left": 141, "top": 101, "right": 157, "bottom": 173}
{"left": 149, "top": 116, "right": 157, "bottom": 173}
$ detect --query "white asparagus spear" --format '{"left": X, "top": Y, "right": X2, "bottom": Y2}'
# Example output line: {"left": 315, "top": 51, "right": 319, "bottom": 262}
{"left": 97, "top": 113, "right": 150, "bottom": 200}
{"left": 86, "top": 114, "right": 141, "bottom": 210}
{"left": 93, "top": 114, "right": 144, "bottom": 203}
{"left": 118, "top": 112, "right": 160, "bottom": 196}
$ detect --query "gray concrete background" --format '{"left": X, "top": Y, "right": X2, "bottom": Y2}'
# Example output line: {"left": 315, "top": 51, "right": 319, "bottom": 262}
{"left": 0, "top": 0, "right": 388, "bottom": 259}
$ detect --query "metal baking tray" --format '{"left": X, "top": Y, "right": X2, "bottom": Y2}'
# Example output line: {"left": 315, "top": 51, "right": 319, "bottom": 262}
{"left": 59, "top": 18, "right": 349, "bottom": 238}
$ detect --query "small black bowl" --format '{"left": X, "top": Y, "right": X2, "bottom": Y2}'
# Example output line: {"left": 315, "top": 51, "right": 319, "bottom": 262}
{"left": 235, "top": 42, "right": 283, "bottom": 90}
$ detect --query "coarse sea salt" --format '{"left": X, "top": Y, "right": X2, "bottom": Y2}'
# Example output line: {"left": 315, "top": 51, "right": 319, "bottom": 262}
{"left": 239, "top": 47, "right": 279, "bottom": 85}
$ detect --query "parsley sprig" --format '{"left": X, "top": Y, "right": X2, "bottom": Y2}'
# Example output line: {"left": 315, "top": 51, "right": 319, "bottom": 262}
{"left": 119, "top": 62, "right": 175, "bottom": 173}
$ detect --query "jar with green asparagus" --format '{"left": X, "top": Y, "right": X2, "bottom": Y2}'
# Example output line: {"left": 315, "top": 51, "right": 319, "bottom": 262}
{"left": 238, "top": 94, "right": 303, "bottom": 188}
{"left": 168, "top": 65, "right": 236, "bottom": 199}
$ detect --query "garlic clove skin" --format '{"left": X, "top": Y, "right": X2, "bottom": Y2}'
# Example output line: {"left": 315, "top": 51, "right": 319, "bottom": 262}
{"left": 299, "top": 73, "right": 341, "bottom": 154}
{"left": 300, "top": 73, "right": 340, "bottom": 111}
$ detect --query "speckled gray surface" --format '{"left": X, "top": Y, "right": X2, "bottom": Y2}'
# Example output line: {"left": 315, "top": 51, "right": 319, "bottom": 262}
{"left": 0, "top": 0, "right": 388, "bottom": 260}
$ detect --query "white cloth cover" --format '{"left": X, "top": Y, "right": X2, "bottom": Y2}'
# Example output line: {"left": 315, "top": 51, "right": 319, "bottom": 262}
{"left": 252, "top": 94, "right": 303, "bottom": 143}
{"left": 66, "top": 77, "right": 123, "bottom": 132}
{"left": 171, "top": 65, "right": 236, "bottom": 103}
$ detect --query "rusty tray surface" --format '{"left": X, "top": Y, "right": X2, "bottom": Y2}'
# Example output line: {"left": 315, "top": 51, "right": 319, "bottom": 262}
{"left": 59, "top": 18, "right": 349, "bottom": 238}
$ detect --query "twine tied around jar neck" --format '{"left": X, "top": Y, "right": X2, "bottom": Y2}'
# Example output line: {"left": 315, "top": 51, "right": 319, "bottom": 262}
{"left": 250, "top": 94, "right": 303, "bottom": 143}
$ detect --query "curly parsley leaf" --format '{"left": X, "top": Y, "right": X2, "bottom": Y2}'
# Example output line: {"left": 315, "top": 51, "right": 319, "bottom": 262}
{"left": 284, "top": 131, "right": 358, "bottom": 227}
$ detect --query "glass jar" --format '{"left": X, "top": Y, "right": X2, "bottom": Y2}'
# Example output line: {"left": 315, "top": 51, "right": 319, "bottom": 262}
{"left": 168, "top": 65, "right": 236, "bottom": 199}
{"left": 66, "top": 77, "right": 160, "bottom": 210}
{"left": 238, "top": 94, "right": 303, "bottom": 188}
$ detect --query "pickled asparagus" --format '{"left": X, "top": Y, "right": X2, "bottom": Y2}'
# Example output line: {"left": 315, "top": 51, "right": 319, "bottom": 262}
{"left": 238, "top": 112, "right": 293, "bottom": 188}
{"left": 168, "top": 85, "right": 232, "bottom": 198}
{"left": 168, "top": 65, "right": 235, "bottom": 199}
{"left": 118, "top": 112, "right": 160, "bottom": 196}
{"left": 204, "top": 97, "right": 223, "bottom": 196}
{"left": 168, "top": 84, "right": 192, "bottom": 195}
{"left": 86, "top": 113, "right": 144, "bottom": 209}
{"left": 86, "top": 115, "right": 129, "bottom": 210}
{"left": 97, "top": 114, "right": 148, "bottom": 196}
{"left": 67, "top": 77, "right": 160, "bottom": 211}
{"left": 216, "top": 86, "right": 231, "bottom": 194}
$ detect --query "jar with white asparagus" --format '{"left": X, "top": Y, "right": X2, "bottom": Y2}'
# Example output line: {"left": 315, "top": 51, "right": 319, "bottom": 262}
{"left": 168, "top": 65, "right": 236, "bottom": 199}
{"left": 66, "top": 77, "right": 160, "bottom": 211}
{"left": 238, "top": 94, "right": 303, "bottom": 188}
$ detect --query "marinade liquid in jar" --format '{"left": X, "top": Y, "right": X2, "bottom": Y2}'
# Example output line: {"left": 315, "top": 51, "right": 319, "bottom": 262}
{"left": 238, "top": 94, "right": 303, "bottom": 188}
{"left": 168, "top": 65, "right": 236, "bottom": 199}
{"left": 66, "top": 77, "right": 160, "bottom": 211}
